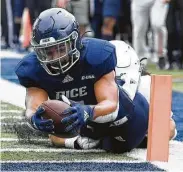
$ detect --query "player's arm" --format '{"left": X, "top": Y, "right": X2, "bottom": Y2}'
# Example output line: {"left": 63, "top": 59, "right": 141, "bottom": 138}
{"left": 93, "top": 70, "right": 118, "bottom": 120}
{"left": 49, "top": 134, "right": 67, "bottom": 147}
{"left": 25, "top": 87, "right": 54, "bottom": 132}
{"left": 49, "top": 134, "right": 100, "bottom": 149}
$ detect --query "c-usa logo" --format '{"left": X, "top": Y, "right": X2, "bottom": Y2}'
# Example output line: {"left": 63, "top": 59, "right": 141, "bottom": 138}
{"left": 81, "top": 75, "right": 95, "bottom": 80}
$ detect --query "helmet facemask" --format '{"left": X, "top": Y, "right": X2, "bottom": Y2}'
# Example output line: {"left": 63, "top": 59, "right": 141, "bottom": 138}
{"left": 33, "top": 31, "right": 80, "bottom": 75}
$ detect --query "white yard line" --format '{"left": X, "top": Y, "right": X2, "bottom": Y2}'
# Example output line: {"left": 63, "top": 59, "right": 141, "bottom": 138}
{"left": 0, "top": 122, "right": 27, "bottom": 126}
{"left": 128, "top": 140, "right": 183, "bottom": 172}
{"left": 0, "top": 138, "right": 49, "bottom": 142}
{"left": 0, "top": 116, "right": 23, "bottom": 120}
{"left": 0, "top": 78, "right": 26, "bottom": 109}
{"left": 1, "top": 110, "right": 23, "bottom": 114}
{"left": 0, "top": 148, "right": 105, "bottom": 153}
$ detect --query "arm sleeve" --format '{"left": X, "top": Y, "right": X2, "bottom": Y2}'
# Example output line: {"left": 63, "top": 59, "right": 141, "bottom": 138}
{"left": 95, "top": 52, "right": 117, "bottom": 81}
{"left": 15, "top": 65, "right": 40, "bottom": 88}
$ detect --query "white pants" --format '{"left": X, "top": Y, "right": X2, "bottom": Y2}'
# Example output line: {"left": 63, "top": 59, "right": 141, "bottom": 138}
{"left": 138, "top": 75, "right": 174, "bottom": 118}
{"left": 131, "top": 0, "right": 168, "bottom": 59}
{"left": 138, "top": 75, "right": 151, "bottom": 103}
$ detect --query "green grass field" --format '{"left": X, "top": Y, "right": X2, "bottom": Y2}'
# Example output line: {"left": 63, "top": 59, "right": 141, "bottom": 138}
{"left": 147, "top": 64, "right": 183, "bottom": 92}
{"left": 0, "top": 101, "right": 135, "bottom": 162}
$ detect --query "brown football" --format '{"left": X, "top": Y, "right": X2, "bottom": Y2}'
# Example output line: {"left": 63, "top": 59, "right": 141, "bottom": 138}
{"left": 40, "top": 100, "right": 78, "bottom": 138}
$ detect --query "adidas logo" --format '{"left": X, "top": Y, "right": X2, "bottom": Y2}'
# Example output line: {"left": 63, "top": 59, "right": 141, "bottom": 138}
{"left": 114, "top": 136, "right": 126, "bottom": 142}
{"left": 62, "top": 75, "right": 74, "bottom": 83}
{"left": 84, "top": 110, "right": 89, "bottom": 121}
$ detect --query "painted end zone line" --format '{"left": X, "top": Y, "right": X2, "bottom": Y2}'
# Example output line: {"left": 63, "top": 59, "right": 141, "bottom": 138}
{"left": 0, "top": 138, "right": 49, "bottom": 142}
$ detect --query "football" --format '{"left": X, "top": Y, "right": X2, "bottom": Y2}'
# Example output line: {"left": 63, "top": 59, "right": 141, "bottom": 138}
{"left": 40, "top": 100, "right": 78, "bottom": 138}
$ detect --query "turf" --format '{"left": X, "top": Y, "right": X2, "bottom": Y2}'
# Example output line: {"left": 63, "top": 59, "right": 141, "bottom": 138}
{"left": 147, "top": 63, "right": 183, "bottom": 78}
{"left": 147, "top": 64, "right": 183, "bottom": 92}
{"left": 1, "top": 151, "right": 134, "bottom": 161}
{"left": 0, "top": 101, "right": 24, "bottom": 111}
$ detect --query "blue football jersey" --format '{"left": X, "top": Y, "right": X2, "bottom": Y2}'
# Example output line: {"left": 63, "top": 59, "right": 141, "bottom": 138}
{"left": 15, "top": 38, "right": 117, "bottom": 105}
{"left": 15, "top": 37, "right": 149, "bottom": 143}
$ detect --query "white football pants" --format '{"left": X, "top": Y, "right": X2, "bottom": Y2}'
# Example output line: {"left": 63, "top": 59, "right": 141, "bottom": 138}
{"left": 131, "top": 0, "right": 169, "bottom": 59}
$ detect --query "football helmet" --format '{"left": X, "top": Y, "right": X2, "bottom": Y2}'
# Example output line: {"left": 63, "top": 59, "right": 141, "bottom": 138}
{"left": 31, "top": 8, "right": 81, "bottom": 75}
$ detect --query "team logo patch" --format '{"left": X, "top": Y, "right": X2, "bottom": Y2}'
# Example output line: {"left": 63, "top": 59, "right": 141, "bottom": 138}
{"left": 81, "top": 75, "right": 95, "bottom": 80}
{"left": 62, "top": 75, "right": 74, "bottom": 83}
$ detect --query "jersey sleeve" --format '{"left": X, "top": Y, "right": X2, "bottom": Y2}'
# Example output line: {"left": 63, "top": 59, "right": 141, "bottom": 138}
{"left": 94, "top": 51, "right": 117, "bottom": 81}
{"left": 15, "top": 65, "right": 40, "bottom": 88}
{"left": 15, "top": 53, "right": 41, "bottom": 88}
{"left": 83, "top": 38, "right": 117, "bottom": 81}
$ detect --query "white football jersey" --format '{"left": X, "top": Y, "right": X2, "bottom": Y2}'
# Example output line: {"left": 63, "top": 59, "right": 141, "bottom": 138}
{"left": 110, "top": 40, "right": 141, "bottom": 101}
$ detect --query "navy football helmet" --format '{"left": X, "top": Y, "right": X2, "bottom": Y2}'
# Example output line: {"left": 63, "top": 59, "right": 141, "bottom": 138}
{"left": 31, "top": 8, "right": 81, "bottom": 75}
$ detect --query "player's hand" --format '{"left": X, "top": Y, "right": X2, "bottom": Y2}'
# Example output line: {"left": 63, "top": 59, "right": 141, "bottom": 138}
{"left": 61, "top": 105, "right": 94, "bottom": 132}
{"left": 31, "top": 107, "right": 54, "bottom": 132}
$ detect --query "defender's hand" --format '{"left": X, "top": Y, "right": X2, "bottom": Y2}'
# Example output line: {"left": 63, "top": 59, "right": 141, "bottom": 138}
{"left": 31, "top": 107, "right": 54, "bottom": 132}
{"left": 61, "top": 105, "right": 94, "bottom": 132}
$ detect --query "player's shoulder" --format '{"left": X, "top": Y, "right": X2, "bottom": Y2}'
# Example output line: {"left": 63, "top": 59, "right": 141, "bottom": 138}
{"left": 15, "top": 52, "right": 41, "bottom": 76}
{"left": 81, "top": 37, "right": 116, "bottom": 66}
{"left": 110, "top": 40, "right": 139, "bottom": 67}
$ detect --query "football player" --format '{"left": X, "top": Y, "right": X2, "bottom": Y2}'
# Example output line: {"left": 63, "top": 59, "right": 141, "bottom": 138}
{"left": 15, "top": 8, "right": 176, "bottom": 153}
{"left": 49, "top": 41, "right": 176, "bottom": 150}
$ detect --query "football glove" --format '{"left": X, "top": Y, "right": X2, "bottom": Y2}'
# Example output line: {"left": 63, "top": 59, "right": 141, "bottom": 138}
{"left": 61, "top": 104, "right": 94, "bottom": 132}
{"left": 31, "top": 107, "right": 54, "bottom": 132}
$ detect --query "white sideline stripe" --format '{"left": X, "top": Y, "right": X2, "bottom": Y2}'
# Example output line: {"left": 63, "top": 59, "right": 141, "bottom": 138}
{"left": 0, "top": 50, "right": 25, "bottom": 58}
{"left": 1, "top": 110, "right": 23, "bottom": 113}
{"left": 0, "top": 148, "right": 105, "bottom": 153}
{"left": 0, "top": 138, "right": 49, "bottom": 142}
{"left": 0, "top": 160, "right": 145, "bottom": 163}
{"left": 128, "top": 140, "right": 183, "bottom": 172}
{"left": 0, "top": 78, "right": 26, "bottom": 109}
{"left": 0, "top": 116, "right": 23, "bottom": 120}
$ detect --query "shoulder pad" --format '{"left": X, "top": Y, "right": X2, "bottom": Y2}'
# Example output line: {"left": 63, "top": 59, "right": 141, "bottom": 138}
{"left": 82, "top": 38, "right": 116, "bottom": 66}
{"left": 15, "top": 52, "right": 39, "bottom": 75}
{"left": 15, "top": 52, "right": 42, "bottom": 87}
